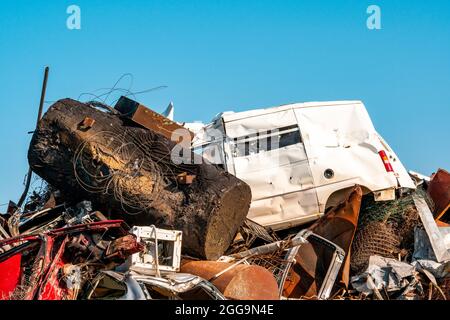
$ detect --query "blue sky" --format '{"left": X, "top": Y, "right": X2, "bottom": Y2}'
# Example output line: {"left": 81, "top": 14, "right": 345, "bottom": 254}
{"left": 0, "top": 0, "right": 449, "bottom": 207}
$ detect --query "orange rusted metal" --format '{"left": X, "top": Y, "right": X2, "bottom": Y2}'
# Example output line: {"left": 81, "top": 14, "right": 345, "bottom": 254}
{"left": 180, "top": 260, "right": 279, "bottom": 300}
{"left": 177, "top": 172, "right": 196, "bottom": 185}
{"left": 428, "top": 168, "right": 450, "bottom": 221}
{"left": 436, "top": 220, "right": 450, "bottom": 227}
{"left": 283, "top": 185, "right": 362, "bottom": 298}
{"left": 115, "top": 96, "right": 194, "bottom": 146}
{"left": 78, "top": 117, "right": 95, "bottom": 130}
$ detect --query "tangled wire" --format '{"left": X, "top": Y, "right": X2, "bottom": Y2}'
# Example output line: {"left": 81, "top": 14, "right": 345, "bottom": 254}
{"left": 72, "top": 130, "right": 171, "bottom": 215}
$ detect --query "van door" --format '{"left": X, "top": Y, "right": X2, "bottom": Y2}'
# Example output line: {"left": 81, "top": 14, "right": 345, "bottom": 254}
{"left": 223, "top": 109, "right": 319, "bottom": 229}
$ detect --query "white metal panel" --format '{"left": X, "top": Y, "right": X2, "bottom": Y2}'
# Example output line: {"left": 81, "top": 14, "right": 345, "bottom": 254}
{"left": 221, "top": 100, "right": 362, "bottom": 123}
{"left": 226, "top": 116, "right": 320, "bottom": 227}
{"left": 248, "top": 188, "right": 321, "bottom": 229}
{"left": 413, "top": 195, "right": 450, "bottom": 262}
{"left": 233, "top": 142, "right": 307, "bottom": 172}
{"left": 224, "top": 109, "right": 297, "bottom": 138}
{"left": 294, "top": 102, "right": 400, "bottom": 210}
{"left": 129, "top": 226, "right": 183, "bottom": 274}
{"left": 236, "top": 159, "right": 315, "bottom": 200}
{"left": 296, "top": 102, "right": 376, "bottom": 154}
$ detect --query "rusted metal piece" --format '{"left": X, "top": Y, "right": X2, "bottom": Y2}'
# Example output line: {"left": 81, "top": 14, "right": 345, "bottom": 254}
{"left": 177, "top": 172, "right": 196, "bottom": 185}
{"left": 228, "top": 235, "right": 309, "bottom": 260}
{"left": 0, "top": 220, "right": 142, "bottom": 300}
{"left": 311, "top": 185, "right": 362, "bottom": 288}
{"left": 180, "top": 260, "right": 279, "bottom": 300}
{"left": 282, "top": 233, "right": 345, "bottom": 300}
{"left": 437, "top": 220, "right": 450, "bottom": 227}
{"left": 6, "top": 201, "right": 17, "bottom": 215}
{"left": 283, "top": 185, "right": 362, "bottom": 298}
{"left": 115, "top": 96, "right": 193, "bottom": 146}
{"left": 78, "top": 117, "right": 95, "bottom": 131}
{"left": 105, "top": 234, "right": 144, "bottom": 262}
{"left": 427, "top": 168, "right": 450, "bottom": 221}
{"left": 226, "top": 219, "right": 280, "bottom": 255}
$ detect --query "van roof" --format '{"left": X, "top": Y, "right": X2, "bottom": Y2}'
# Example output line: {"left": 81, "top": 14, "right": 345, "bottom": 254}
{"left": 219, "top": 100, "right": 364, "bottom": 123}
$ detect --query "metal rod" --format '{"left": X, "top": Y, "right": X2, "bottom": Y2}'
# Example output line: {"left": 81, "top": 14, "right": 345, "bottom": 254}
{"left": 36, "top": 66, "right": 49, "bottom": 126}
{"left": 17, "top": 66, "right": 50, "bottom": 208}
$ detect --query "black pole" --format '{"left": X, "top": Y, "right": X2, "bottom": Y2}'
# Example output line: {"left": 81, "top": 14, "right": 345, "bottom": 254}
{"left": 17, "top": 66, "right": 50, "bottom": 208}
{"left": 36, "top": 67, "right": 49, "bottom": 126}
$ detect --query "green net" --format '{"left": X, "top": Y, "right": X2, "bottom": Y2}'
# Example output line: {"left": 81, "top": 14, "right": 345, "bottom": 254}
{"left": 350, "top": 188, "right": 430, "bottom": 274}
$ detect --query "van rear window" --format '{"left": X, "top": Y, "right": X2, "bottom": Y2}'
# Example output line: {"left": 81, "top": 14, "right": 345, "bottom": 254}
{"left": 231, "top": 125, "right": 301, "bottom": 157}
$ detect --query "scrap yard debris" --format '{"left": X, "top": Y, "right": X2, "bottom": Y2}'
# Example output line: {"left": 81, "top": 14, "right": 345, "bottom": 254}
{"left": 27, "top": 98, "right": 251, "bottom": 260}
{"left": 1, "top": 70, "right": 449, "bottom": 300}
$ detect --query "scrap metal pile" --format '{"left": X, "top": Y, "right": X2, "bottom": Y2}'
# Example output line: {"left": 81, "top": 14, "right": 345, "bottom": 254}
{"left": 1, "top": 94, "right": 449, "bottom": 300}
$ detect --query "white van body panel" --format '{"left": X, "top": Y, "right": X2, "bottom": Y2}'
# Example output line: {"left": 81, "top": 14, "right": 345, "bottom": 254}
{"left": 191, "top": 101, "right": 415, "bottom": 230}
{"left": 376, "top": 134, "right": 416, "bottom": 190}
{"left": 292, "top": 101, "right": 399, "bottom": 213}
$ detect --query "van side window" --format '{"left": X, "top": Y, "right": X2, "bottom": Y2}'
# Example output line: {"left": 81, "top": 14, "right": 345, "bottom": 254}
{"left": 193, "top": 140, "right": 225, "bottom": 164}
{"left": 278, "top": 130, "right": 301, "bottom": 149}
{"left": 231, "top": 125, "right": 301, "bottom": 157}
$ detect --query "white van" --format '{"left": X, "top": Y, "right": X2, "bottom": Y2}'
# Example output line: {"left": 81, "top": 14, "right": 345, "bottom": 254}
{"left": 188, "top": 101, "right": 416, "bottom": 230}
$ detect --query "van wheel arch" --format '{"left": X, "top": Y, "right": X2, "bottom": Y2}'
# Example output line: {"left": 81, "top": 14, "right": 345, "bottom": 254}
{"left": 324, "top": 185, "right": 371, "bottom": 212}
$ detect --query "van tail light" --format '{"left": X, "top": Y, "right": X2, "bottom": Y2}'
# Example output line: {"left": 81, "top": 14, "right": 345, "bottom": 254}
{"left": 378, "top": 150, "right": 394, "bottom": 172}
